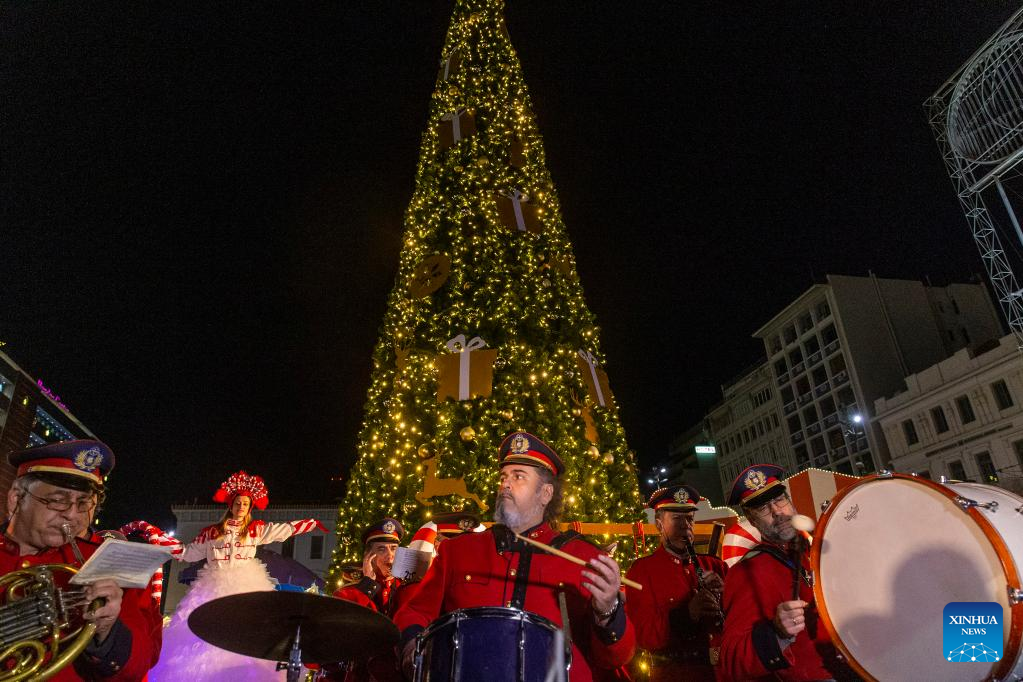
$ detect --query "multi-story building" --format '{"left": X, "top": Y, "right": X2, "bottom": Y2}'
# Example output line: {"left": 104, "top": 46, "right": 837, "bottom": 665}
{"left": 0, "top": 348, "right": 98, "bottom": 492}
{"left": 873, "top": 334, "right": 1023, "bottom": 493}
{"left": 707, "top": 361, "right": 790, "bottom": 497}
{"left": 664, "top": 422, "right": 725, "bottom": 506}
{"left": 751, "top": 274, "right": 1002, "bottom": 481}
{"left": 162, "top": 502, "right": 339, "bottom": 614}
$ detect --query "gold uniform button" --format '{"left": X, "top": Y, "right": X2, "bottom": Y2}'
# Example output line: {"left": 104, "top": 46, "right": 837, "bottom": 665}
{"left": 20, "top": 560, "right": 31, "bottom": 568}
{"left": 509, "top": 569, "right": 517, "bottom": 577}
{"left": 464, "top": 574, "right": 472, "bottom": 582}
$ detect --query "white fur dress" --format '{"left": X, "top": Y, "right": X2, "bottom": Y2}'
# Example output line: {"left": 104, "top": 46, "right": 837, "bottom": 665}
{"left": 149, "top": 518, "right": 322, "bottom": 681}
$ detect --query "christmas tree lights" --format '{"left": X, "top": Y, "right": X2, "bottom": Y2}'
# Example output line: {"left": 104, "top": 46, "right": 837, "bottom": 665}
{"left": 327, "top": 0, "right": 642, "bottom": 584}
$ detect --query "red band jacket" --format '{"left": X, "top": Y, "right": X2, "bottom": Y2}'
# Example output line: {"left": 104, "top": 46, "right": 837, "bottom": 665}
{"left": 0, "top": 532, "right": 162, "bottom": 681}
{"left": 718, "top": 542, "right": 846, "bottom": 681}
{"left": 625, "top": 544, "right": 727, "bottom": 681}
{"left": 392, "top": 523, "right": 636, "bottom": 682}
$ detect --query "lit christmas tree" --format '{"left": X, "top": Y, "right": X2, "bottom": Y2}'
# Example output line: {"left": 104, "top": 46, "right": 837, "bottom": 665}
{"left": 328, "top": 0, "right": 642, "bottom": 583}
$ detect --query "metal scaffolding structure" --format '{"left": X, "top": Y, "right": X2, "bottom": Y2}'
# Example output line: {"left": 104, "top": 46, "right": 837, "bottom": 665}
{"left": 925, "top": 7, "right": 1023, "bottom": 350}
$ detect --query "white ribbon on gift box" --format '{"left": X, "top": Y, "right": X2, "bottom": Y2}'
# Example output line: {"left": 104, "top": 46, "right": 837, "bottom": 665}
{"left": 446, "top": 334, "right": 487, "bottom": 400}
{"left": 502, "top": 189, "right": 528, "bottom": 231}
{"left": 577, "top": 349, "right": 607, "bottom": 407}
{"left": 440, "top": 50, "right": 457, "bottom": 81}
{"left": 441, "top": 110, "right": 464, "bottom": 143}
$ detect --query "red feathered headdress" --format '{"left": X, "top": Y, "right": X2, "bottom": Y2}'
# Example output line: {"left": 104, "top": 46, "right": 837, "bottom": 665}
{"left": 212, "top": 470, "right": 269, "bottom": 510}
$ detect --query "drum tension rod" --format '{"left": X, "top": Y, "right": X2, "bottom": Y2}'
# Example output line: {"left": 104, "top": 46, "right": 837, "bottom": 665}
{"left": 1009, "top": 587, "right": 1023, "bottom": 606}
{"left": 954, "top": 496, "right": 998, "bottom": 512}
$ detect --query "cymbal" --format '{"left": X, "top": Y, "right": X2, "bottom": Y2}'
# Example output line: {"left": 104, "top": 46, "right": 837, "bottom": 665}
{"left": 188, "top": 590, "right": 398, "bottom": 663}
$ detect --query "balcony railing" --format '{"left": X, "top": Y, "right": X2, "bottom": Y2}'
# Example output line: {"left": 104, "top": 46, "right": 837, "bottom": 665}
{"left": 807, "top": 423, "right": 821, "bottom": 435}
{"left": 797, "top": 393, "right": 813, "bottom": 406}
{"left": 814, "top": 381, "right": 831, "bottom": 396}
{"left": 833, "top": 370, "right": 849, "bottom": 385}
{"left": 791, "top": 432, "right": 805, "bottom": 444}
{"left": 807, "top": 351, "right": 822, "bottom": 366}
{"left": 784, "top": 401, "right": 797, "bottom": 415}
{"left": 791, "top": 362, "right": 806, "bottom": 376}
{"left": 777, "top": 372, "right": 790, "bottom": 386}
{"left": 824, "top": 340, "right": 840, "bottom": 355}
{"left": 823, "top": 413, "right": 839, "bottom": 427}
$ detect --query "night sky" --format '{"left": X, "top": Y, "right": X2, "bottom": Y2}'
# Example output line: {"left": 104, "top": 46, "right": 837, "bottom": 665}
{"left": 3, "top": 2, "right": 1018, "bottom": 530}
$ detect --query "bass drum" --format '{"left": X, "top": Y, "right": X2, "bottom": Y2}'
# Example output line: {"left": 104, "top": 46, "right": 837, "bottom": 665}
{"left": 811, "top": 474, "right": 1023, "bottom": 681}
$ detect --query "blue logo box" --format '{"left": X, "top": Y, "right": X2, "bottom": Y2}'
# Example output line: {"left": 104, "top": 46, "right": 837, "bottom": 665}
{"left": 943, "top": 602, "right": 1002, "bottom": 663}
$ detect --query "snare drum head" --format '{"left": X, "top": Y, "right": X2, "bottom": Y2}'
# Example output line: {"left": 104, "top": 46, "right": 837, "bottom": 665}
{"left": 814, "top": 476, "right": 1018, "bottom": 682}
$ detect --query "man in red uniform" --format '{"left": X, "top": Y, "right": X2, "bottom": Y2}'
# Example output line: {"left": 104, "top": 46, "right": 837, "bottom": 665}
{"left": 393, "top": 430, "right": 636, "bottom": 681}
{"left": 625, "top": 484, "right": 726, "bottom": 681}
{"left": 718, "top": 464, "right": 851, "bottom": 681}
{"left": 1, "top": 440, "right": 162, "bottom": 681}
{"left": 334, "top": 517, "right": 404, "bottom": 613}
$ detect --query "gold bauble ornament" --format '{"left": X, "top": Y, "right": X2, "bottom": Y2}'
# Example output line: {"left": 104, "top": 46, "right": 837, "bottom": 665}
{"left": 454, "top": 165, "right": 464, "bottom": 173}
{"left": 417, "top": 444, "right": 433, "bottom": 459}
{"left": 603, "top": 451, "right": 615, "bottom": 465}
{"left": 448, "top": 85, "right": 460, "bottom": 96}
{"left": 499, "top": 409, "right": 514, "bottom": 420}
{"left": 459, "top": 426, "right": 476, "bottom": 441}
{"left": 477, "top": 156, "right": 489, "bottom": 166}
{"left": 587, "top": 445, "right": 600, "bottom": 461}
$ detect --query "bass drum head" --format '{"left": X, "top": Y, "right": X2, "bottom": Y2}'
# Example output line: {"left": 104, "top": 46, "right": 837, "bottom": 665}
{"left": 812, "top": 475, "right": 1018, "bottom": 682}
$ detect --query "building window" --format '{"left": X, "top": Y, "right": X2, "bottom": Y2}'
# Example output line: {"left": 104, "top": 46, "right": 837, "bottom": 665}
{"left": 955, "top": 395, "right": 976, "bottom": 424}
{"left": 783, "top": 325, "right": 797, "bottom": 345}
{"left": 769, "top": 335, "right": 782, "bottom": 355}
{"left": 902, "top": 420, "right": 919, "bottom": 446}
{"left": 948, "top": 460, "right": 967, "bottom": 481}
{"left": 931, "top": 406, "right": 949, "bottom": 433}
{"left": 310, "top": 535, "right": 324, "bottom": 560}
{"left": 975, "top": 451, "right": 997, "bottom": 482}
{"left": 774, "top": 358, "right": 788, "bottom": 379}
{"left": 991, "top": 380, "right": 1014, "bottom": 410}
{"left": 798, "top": 313, "right": 813, "bottom": 334}
{"left": 815, "top": 300, "right": 831, "bottom": 320}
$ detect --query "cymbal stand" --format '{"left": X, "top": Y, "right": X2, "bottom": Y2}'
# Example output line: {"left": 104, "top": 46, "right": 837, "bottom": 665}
{"left": 275, "top": 622, "right": 303, "bottom": 682}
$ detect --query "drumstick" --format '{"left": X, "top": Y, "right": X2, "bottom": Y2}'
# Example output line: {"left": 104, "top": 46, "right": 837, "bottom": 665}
{"left": 789, "top": 515, "right": 816, "bottom": 600}
{"left": 514, "top": 533, "right": 643, "bottom": 590}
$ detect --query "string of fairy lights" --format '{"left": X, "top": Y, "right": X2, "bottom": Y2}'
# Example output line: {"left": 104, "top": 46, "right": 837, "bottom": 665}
{"left": 327, "top": 0, "right": 642, "bottom": 584}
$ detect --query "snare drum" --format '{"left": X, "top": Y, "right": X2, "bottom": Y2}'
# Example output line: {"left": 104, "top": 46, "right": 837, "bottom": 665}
{"left": 811, "top": 474, "right": 1023, "bottom": 681}
{"left": 413, "top": 606, "right": 571, "bottom": 682}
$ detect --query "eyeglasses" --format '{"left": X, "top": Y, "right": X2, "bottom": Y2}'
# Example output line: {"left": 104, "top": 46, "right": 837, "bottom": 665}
{"left": 747, "top": 496, "right": 792, "bottom": 520}
{"left": 22, "top": 490, "right": 98, "bottom": 514}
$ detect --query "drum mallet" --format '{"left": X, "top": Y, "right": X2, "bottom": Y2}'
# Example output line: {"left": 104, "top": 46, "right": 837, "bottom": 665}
{"left": 789, "top": 514, "right": 816, "bottom": 600}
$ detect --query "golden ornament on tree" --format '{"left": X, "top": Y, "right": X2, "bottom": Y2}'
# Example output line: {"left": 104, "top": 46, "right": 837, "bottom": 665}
{"left": 409, "top": 254, "right": 451, "bottom": 298}
{"left": 417, "top": 443, "right": 433, "bottom": 459}
{"left": 603, "top": 451, "right": 615, "bottom": 465}
{"left": 587, "top": 445, "right": 600, "bottom": 461}
{"left": 498, "top": 409, "right": 514, "bottom": 420}
{"left": 459, "top": 426, "right": 476, "bottom": 441}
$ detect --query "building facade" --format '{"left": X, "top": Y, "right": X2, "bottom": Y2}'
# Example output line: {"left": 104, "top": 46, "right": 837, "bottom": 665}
{"left": 162, "top": 503, "right": 340, "bottom": 614}
{"left": 707, "top": 362, "right": 790, "bottom": 498}
{"left": 751, "top": 274, "right": 1002, "bottom": 482}
{"left": 873, "top": 334, "right": 1023, "bottom": 493}
{"left": 0, "top": 348, "right": 97, "bottom": 492}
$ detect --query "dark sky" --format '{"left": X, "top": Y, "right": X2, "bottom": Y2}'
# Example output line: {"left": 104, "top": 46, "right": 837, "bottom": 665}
{"left": 3, "top": 2, "right": 1018, "bottom": 529}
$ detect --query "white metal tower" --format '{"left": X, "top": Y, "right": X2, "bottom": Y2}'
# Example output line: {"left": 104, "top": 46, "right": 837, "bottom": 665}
{"left": 925, "top": 7, "right": 1023, "bottom": 350}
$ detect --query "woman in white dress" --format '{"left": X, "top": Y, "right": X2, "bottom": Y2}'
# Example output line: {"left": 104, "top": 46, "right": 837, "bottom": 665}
{"left": 149, "top": 470, "right": 325, "bottom": 681}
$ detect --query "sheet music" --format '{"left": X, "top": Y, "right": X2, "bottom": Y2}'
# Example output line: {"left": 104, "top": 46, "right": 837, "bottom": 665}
{"left": 392, "top": 546, "right": 431, "bottom": 582}
{"left": 69, "top": 538, "right": 173, "bottom": 589}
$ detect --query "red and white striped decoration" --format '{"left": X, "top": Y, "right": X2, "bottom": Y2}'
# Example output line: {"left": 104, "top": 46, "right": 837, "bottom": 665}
{"left": 721, "top": 517, "right": 761, "bottom": 567}
{"left": 784, "top": 468, "right": 860, "bottom": 521}
{"left": 290, "top": 519, "right": 328, "bottom": 535}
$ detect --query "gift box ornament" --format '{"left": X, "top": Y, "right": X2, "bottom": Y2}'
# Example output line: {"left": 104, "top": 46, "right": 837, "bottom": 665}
{"left": 436, "top": 335, "right": 498, "bottom": 402}
{"left": 438, "top": 49, "right": 463, "bottom": 83}
{"left": 437, "top": 108, "right": 477, "bottom": 150}
{"left": 576, "top": 349, "right": 614, "bottom": 408}
{"left": 496, "top": 189, "right": 542, "bottom": 233}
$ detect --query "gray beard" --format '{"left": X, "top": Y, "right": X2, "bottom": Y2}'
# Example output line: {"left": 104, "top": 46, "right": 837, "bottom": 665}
{"left": 757, "top": 518, "right": 796, "bottom": 544}
{"left": 493, "top": 493, "right": 544, "bottom": 532}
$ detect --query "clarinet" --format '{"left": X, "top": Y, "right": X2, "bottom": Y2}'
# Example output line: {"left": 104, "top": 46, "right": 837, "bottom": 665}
{"left": 682, "top": 537, "right": 724, "bottom": 628}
